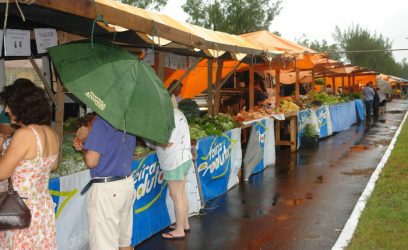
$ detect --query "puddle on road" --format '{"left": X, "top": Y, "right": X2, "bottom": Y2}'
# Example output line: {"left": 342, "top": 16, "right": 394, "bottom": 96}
{"left": 285, "top": 198, "right": 304, "bottom": 206}
{"left": 272, "top": 193, "right": 280, "bottom": 206}
{"left": 314, "top": 175, "right": 324, "bottom": 184}
{"left": 342, "top": 168, "right": 375, "bottom": 177}
{"left": 350, "top": 144, "right": 374, "bottom": 151}
{"left": 276, "top": 214, "right": 291, "bottom": 222}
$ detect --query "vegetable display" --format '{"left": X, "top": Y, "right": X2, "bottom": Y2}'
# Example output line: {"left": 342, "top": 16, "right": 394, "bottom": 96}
{"left": 51, "top": 133, "right": 87, "bottom": 179}
{"left": 188, "top": 114, "right": 238, "bottom": 140}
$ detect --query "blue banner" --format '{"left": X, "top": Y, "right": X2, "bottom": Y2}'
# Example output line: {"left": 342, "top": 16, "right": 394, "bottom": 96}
{"left": 329, "top": 101, "right": 357, "bottom": 132}
{"left": 252, "top": 120, "right": 266, "bottom": 174}
{"left": 131, "top": 153, "right": 171, "bottom": 245}
{"left": 297, "top": 109, "right": 319, "bottom": 148}
{"left": 355, "top": 99, "right": 365, "bottom": 121}
{"left": 196, "top": 131, "right": 233, "bottom": 202}
{"left": 315, "top": 105, "right": 333, "bottom": 138}
{"left": 49, "top": 177, "right": 60, "bottom": 214}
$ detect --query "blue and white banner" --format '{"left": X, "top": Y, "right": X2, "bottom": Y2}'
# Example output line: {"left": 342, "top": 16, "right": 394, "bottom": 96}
{"left": 131, "top": 153, "right": 170, "bottom": 245}
{"left": 50, "top": 170, "right": 91, "bottom": 250}
{"left": 355, "top": 99, "right": 366, "bottom": 121}
{"left": 329, "top": 101, "right": 357, "bottom": 132}
{"left": 131, "top": 152, "right": 201, "bottom": 245}
{"left": 297, "top": 109, "right": 319, "bottom": 149}
{"left": 196, "top": 128, "right": 241, "bottom": 202}
{"left": 315, "top": 105, "right": 333, "bottom": 138}
{"left": 243, "top": 118, "right": 275, "bottom": 180}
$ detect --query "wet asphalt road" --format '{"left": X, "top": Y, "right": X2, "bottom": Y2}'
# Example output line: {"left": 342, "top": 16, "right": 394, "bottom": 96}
{"left": 136, "top": 99, "right": 408, "bottom": 250}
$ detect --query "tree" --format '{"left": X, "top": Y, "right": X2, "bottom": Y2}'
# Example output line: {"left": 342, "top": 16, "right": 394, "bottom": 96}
{"left": 333, "top": 24, "right": 403, "bottom": 76}
{"left": 296, "top": 34, "right": 341, "bottom": 60}
{"left": 120, "top": 0, "right": 167, "bottom": 10}
{"left": 182, "top": 0, "right": 282, "bottom": 35}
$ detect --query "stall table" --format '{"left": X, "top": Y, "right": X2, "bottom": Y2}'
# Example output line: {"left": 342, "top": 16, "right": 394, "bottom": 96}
{"left": 274, "top": 111, "right": 298, "bottom": 152}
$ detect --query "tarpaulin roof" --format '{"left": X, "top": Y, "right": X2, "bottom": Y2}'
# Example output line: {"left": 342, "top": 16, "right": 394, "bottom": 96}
{"left": 240, "top": 30, "right": 316, "bottom": 53}
{"left": 240, "top": 31, "right": 332, "bottom": 70}
{"left": 1, "top": 0, "right": 280, "bottom": 60}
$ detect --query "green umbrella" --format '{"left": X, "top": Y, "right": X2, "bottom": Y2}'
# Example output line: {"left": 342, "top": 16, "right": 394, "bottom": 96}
{"left": 48, "top": 42, "right": 174, "bottom": 144}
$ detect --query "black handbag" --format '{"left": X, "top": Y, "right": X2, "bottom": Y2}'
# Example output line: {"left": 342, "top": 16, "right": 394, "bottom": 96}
{"left": 0, "top": 178, "right": 31, "bottom": 230}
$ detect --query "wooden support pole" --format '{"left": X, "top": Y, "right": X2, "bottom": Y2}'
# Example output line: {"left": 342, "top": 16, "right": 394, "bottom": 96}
{"left": 207, "top": 59, "right": 214, "bottom": 115}
{"left": 311, "top": 68, "right": 315, "bottom": 95}
{"left": 55, "top": 79, "right": 65, "bottom": 154}
{"left": 213, "top": 59, "right": 223, "bottom": 114}
{"left": 351, "top": 74, "right": 356, "bottom": 91}
{"left": 249, "top": 65, "right": 254, "bottom": 111}
{"left": 29, "top": 57, "right": 56, "bottom": 105}
{"left": 275, "top": 68, "right": 280, "bottom": 108}
{"left": 295, "top": 68, "right": 300, "bottom": 99}
{"left": 214, "top": 61, "right": 242, "bottom": 92}
{"left": 342, "top": 76, "right": 345, "bottom": 92}
{"left": 169, "top": 57, "right": 202, "bottom": 93}
{"left": 332, "top": 75, "right": 336, "bottom": 94}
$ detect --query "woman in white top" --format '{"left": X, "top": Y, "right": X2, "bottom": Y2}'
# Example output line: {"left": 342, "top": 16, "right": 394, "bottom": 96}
{"left": 150, "top": 96, "right": 193, "bottom": 240}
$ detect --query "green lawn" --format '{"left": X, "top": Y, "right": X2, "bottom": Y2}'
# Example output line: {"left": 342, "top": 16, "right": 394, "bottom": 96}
{"left": 348, "top": 118, "right": 408, "bottom": 249}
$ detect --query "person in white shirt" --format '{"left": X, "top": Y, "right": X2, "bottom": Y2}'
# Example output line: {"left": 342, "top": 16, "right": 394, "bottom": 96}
{"left": 376, "top": 87, "right": 387, "bottom": 114}
{"left": 148, "top": 100, "right": 193, "bottom": 240}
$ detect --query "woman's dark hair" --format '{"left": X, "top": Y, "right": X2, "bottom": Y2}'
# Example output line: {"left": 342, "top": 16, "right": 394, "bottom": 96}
{"left": 0, "top": 78, "right": 51, "bottom": 125}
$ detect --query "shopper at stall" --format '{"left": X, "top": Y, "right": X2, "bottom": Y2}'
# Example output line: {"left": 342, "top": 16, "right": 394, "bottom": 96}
{"left": 146, "top": 100, "right": 193, "bottom": 240}
{"left": 377, "top": 87, "right": 387, "bottom": 114}
{"left": 0, "top": 78, "right": 59, "bottom": 249}
{"left": 73, "top": 114, "right": 136, "bottom": 250}
{"left": 362, "top": 82, "right": 375, "bottom": 119}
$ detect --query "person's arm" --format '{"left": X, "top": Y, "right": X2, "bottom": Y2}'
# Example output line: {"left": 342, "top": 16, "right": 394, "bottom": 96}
{"left": 82, "top": 150, "right": 100, "bottom": 168}
{"left": 0, "top": 129, "right": 30, "bottom": 180}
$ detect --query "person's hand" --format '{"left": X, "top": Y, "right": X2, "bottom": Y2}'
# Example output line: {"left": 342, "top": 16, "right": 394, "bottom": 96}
{"left": 73, "top": 136, "right": 83, "bottom": 151}
{"left": 73, "top": 126, "right": 89, "bottom": 151}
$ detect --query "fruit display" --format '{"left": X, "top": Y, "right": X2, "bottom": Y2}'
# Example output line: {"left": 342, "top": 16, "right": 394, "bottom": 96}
{"left": 233, "top": 108, "right": 272, "bottom": 123}
{"left": 279, "top": 99, "right": 300, "bottom": 112}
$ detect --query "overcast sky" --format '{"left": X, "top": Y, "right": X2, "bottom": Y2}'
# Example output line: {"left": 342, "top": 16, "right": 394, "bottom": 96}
{"left": 160, "top": 0, "right": 408, "bottom": 62}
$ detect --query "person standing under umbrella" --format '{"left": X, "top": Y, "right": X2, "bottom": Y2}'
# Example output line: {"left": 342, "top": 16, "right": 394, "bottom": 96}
{"left": 146, "top": 101, "right": 193, "bottom": 240}
{"left": 74, "top": 115, "right": 136, "bottom": 250}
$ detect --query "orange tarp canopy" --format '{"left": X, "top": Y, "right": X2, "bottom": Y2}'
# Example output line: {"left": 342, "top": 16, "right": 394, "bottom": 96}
{"left": 324, "top": 74, "right": 377, "bottom": 89}
{"left": 240, "top": 30, "right": 315, "bottom": 53}
{"left": 240, "top": 31, "right": 328, "bottom": 70}
{"left": 164, "top": 60, "right": 247, "bottom": 99}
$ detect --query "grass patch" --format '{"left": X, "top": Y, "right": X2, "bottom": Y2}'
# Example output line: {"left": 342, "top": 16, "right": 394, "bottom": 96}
{"left": 348, "top": 118, "right": 408, "bottom": 249}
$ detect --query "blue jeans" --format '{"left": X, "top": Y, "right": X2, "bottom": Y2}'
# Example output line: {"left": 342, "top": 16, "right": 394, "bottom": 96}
{"left": 365, "top": 100, "right": 373, "bottom": 118}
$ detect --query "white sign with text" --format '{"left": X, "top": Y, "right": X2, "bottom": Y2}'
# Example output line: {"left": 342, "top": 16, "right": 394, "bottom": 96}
{"left": 4, "top": 29, "right": 31, "bottom": 56}
{"left": 34, "top": 28, "right": 58, "bottom": 54}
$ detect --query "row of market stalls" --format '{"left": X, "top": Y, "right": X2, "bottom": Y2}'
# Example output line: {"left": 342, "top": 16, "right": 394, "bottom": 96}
{"left": 0, "top": 0, "right": 406, "bottom": 248}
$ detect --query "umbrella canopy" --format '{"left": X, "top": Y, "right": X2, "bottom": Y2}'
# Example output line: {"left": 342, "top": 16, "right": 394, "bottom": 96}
{"left": 49, "top": 42, "right": 174, "bottom": 144}
{"left": 376, "top": 79, "right": 393, "bottom": 95}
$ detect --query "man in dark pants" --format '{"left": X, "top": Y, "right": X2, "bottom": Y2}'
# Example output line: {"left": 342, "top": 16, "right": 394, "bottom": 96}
{"left": 362, "top": 82, "right": 375, "bottom": 120}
